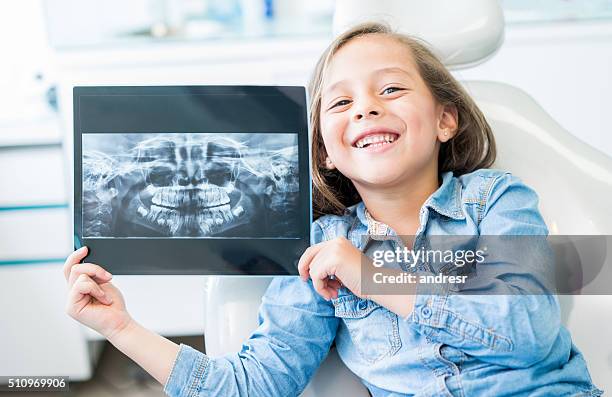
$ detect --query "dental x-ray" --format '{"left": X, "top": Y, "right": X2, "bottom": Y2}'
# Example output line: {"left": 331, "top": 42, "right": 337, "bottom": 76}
{"left": 74, "top": 86, "right": 310, "bottom": 275}
{"left": 82, "top": 133, "right": 299, "bottom": 238}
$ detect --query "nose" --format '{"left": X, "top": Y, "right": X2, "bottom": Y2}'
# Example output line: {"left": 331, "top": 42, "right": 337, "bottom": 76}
{"left": 177, "top": 173, "right": 203, "bottom": 186}
{"left": 177, "top": 169, "right": 202, "bottom": 186}
{"left": 177, "top": 159, "right": 205, "bottom": 186}
{"left": 352, "top": 96, "right": 383, "bottom": 122}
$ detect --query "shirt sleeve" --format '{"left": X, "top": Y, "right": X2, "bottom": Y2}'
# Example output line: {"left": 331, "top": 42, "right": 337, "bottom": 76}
{"left": 407, "top": 173, "right": 561, "bottom": 368}
{"left": 164, "top": 222, "right": 339, "bottom": 396}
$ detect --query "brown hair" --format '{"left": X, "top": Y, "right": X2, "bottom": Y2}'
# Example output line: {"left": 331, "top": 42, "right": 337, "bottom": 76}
{"left": 309, "top": 22, "right": 496, "bottom": 219}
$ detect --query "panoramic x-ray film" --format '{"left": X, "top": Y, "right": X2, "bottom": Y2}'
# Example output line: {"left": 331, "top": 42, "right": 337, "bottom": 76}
{"left": 82, "top": 133, "right": 299, "bottom": 238}
{"left": 74, "top": 86, "right": 310, "bottom": 275}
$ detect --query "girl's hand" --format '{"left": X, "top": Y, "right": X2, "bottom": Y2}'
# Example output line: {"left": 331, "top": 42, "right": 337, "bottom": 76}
{"left": 63, "top": 247, "right": 133, "bottom": 339}
{"left": 298, "top": 237, "right": 368, "bottom": 300}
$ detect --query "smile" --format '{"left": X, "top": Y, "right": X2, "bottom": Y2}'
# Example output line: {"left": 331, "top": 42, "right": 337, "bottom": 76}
{"left": 353, "top": 133, "right": 399, "bottom": 148}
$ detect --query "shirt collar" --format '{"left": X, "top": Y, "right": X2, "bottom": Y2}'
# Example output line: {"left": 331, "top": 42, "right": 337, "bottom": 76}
{"left": 424, "top": 171, "right": 465, "bottom": 220}
{"left": 350, "top": 171, "right": 465, "bottom": 231}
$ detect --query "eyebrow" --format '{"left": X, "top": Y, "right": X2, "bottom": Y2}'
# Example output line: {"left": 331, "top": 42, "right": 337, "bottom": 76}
{"left": 374, "top": 66, "right": 415, "bottom": 79}
{"left": 322, "top": 66, "right": 415, "bottom": 98}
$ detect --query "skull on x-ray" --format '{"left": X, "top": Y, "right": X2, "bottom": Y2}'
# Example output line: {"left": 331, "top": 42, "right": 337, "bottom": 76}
{"left": 82, "top": 133, "right": 298, "bottom": 238}
{"left": 127, "top": 135, "right": 249, "bottom": 236}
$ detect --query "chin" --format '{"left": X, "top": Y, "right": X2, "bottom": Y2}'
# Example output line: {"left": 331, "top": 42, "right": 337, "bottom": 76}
{"left": 354, "top": 172, "right": 405, "bottom": 187}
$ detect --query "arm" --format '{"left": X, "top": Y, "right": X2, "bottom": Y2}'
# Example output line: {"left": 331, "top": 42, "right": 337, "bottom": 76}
{"left": 62, "top": 248, "right": 180, "bottom": 386}
{"left": 104, "top": 276, "right": 338, "bottom": 397}
{"left": 107, "top": 320, "right": 180, "bottom": 386}
{"left": 407, "top": 173, "right": 560, "bottom": 368}
{"left": 162, "top": 221, "right": 338, "bottom": 396}
{"left": 65, "top": 225, "right": 337, "bottom": 396}
{"left": 163, "top": 277, "right": 339, "bottom": 396}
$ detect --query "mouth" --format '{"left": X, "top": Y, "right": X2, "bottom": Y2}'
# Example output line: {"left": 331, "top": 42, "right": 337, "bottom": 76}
{"left": 132, "top": 184, "right": 245, "bottom": 236}
{"left": 149, "top": 185, "right": 230, "bottom": 211}
{"left": 352, "top": 129, "right": 400, "bottom": 149}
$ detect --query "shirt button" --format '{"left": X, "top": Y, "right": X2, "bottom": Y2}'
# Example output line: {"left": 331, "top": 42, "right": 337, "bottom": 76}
{"left": 421, "top": 306, "right": 432, "bottom": 319}
{"left": 357, "top": 300, "right": 368, "bottom": 311}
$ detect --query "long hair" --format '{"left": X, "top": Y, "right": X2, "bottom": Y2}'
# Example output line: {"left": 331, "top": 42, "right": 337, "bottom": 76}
{"left": 309, "top": 22, "right": 496, "bottom": 219}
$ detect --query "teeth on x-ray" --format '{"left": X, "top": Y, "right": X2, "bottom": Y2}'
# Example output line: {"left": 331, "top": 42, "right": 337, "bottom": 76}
{"left": 82, "top": 133, "right": 299, "bottom": 238}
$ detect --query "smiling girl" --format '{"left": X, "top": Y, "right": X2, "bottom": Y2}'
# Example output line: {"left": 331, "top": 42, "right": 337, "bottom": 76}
{"left": 63, "top": 23, "right": 601, "bottom": 396}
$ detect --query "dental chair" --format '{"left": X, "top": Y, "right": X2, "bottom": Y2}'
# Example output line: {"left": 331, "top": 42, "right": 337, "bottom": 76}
{"left": 204, "top": 1, "right": 612, "bottom": 394}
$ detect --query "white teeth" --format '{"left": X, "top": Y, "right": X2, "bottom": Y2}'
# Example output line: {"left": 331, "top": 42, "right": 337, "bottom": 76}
{"left": 198, "top": 189, "right": 230, "bottom": 207}
{"left": 232, "top": 205, "right": 244, "bottom": 218}
{"left": 151, "top": 186, "right": 230, "bottom": 208}
{"left": 166, "top": 215, "right": 178, "bottom": 233}
{"left": 145, "top": 185, "right": 158, "bottom": 195}
{"left": 205, "top": 190, "right": 214, "bottom": 203}
{"left": 355, "top": 133, "right": 397, "bottom": 148}
{"left": 147, "top": 205, "right": 163, "bottom": 223}
{"left": 220, "top": 205, "right": 233, "bottom": 223}
{"left": 145, "top": 201, "right": 241, "bottom": 236}
{"left": 162, "top": 190, "right": 168, "bottom": 206}
{"left": 197, "top": 213, "right": 210, "bottom": 234}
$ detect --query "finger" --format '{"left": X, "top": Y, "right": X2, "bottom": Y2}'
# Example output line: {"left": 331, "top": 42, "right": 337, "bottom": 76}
{"left": 309, "top": 259, "right": 336, "bottom": 300}
{"left": 311, "top": 274, "right": 332, "bottom": 300}
{"left": 69, "top": 274, "right": 112, "bottom": 307}
{"left": 67, "top": 282, "right": 113, "bottom": 313}
{"left": 63, "top": 247, "right": 88, "bottom": 281}
{"left": 327, "top": 278, "right": 343, "bottom": 291}
{"left": 317, "top": 279, "right": 339, "bottom": 301}
{"left": 298, "top": 243, "right": 325, "bottom": 281}
{"left": 326, "top": 280, "right": 340, "bottom": 300}
{"left": 311, "top": 258, "right": 343, "bottom": 301}
{"left": 68, "top": 263, "right": 112, "bottom": 288}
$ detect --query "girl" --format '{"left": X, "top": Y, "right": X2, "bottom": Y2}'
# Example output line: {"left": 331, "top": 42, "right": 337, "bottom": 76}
{"left": 63, "top": 23, "right": 601, "bottom": 396}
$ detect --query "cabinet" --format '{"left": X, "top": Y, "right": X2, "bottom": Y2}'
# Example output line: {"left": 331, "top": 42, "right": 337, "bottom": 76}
{"left": 0, "top": 116, "right": 93, "bottom": 379}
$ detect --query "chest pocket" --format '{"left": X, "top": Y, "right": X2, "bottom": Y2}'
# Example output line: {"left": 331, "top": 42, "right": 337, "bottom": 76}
{"left": 332, "top": 294, "right": 402, "bottom": 363}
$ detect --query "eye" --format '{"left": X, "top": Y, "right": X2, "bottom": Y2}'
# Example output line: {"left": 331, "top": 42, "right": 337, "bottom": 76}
{"left": 381, "top": 87, "right": 404, "bottom": 95}
{"left": 330, "top": 99, "right": 351, "bottom": 109}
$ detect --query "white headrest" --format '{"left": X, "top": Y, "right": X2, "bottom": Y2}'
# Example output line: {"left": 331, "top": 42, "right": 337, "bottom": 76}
{"left": 333, "top": 0, "right": 505, "bottom": 70}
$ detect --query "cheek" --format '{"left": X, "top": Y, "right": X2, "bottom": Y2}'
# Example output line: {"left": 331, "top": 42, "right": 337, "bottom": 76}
{"left": 320, "top": 114, "right": 348, "bottom": 153}
{"left": 396, "top": 102, "right": 438, "bottom": 143}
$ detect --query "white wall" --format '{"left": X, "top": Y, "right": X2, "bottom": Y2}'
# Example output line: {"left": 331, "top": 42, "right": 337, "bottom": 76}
{"left": 456, "top": 20, "right": 612, "bottom": 157}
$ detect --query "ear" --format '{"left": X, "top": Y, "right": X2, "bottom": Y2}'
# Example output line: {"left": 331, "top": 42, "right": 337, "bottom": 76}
{"left": 323, "top": 156, "right": 336, "bottom": 170}
{"left": 437, "top": 105, "right": 458, "bottom": 143}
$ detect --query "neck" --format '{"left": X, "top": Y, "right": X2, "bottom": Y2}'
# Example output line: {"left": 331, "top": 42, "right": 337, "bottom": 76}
{"left": 353, "top": 166, "right": 441, "bottom": 236}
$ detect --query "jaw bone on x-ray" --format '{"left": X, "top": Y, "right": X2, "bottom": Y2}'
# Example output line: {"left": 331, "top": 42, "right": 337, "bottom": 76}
{"left": 82, "top": 133, "right": 299, "bottom": 238}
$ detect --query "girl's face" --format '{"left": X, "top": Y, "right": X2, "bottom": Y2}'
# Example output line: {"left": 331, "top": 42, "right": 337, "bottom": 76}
{"left": 319, "top": 35, "right": 456, "bottom": 189}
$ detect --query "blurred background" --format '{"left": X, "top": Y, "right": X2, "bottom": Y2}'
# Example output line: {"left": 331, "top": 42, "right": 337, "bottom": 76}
{"left": 0, "top": 0, "right": 611, "bottom": 395}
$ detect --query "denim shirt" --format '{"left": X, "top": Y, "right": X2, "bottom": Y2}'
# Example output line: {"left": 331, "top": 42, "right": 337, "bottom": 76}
{"left": 164, "top": 169, "right": 602, "bottom": 397}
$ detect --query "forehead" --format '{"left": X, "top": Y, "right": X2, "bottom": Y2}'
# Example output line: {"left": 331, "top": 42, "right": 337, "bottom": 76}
{"left": 324, "top": 35, "right": 419, "bottom": 86}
